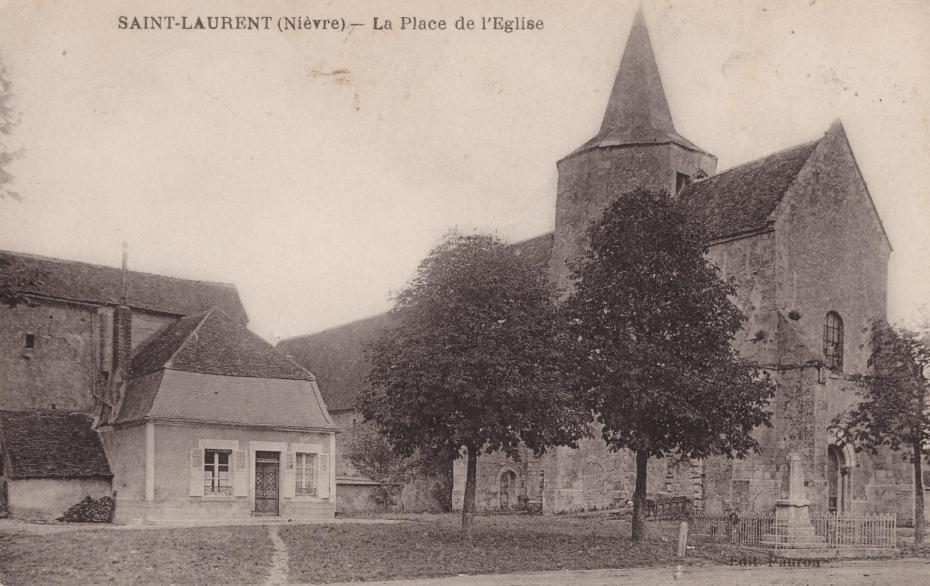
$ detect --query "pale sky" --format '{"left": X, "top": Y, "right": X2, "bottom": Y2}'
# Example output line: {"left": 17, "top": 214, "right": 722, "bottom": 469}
{"left": 0, "top": 0, "right": 927, "bottom": 341}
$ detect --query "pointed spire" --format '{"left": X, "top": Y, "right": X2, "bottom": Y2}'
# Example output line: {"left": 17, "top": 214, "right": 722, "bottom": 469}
{"left": 600, "top": 6, "right": 675, "bottom": 135}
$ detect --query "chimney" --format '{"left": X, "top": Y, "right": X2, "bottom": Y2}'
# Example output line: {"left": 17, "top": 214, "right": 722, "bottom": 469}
{"left": 112, "top": 242, "right": 132, "bottom": 374}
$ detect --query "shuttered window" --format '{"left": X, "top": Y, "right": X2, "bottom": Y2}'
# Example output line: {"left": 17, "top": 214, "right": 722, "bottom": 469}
{"left": 204, "top": 449, "right": 233, "bottom": 496}
{"left": 295, "top": 453, "right": 317, "bottom": 497}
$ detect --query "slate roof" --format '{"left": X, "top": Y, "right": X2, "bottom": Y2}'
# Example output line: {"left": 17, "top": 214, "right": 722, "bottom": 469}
{"left": 0, "top": 250, "right": 248, "bottom": 322}
{"left": 277, "top": 313, "right": 393, "bottom": 412}
{"left": 131, "top": 307, "right": 314, "bottom": 381}
{"left": 0, "top": 410, "right": 112, "bottom": 479}
{"left": 117, "top": 309, "right": 335, "bottom": 429}
{"left": 118, "top": 371, "right": 336, "bottom": 429}
{"left": 570, "top": 8, "right": 708, "bottom": 157}
{"left": 276, "top": 233, "right": 554, "bottom": 413}
{"left": 679, "top": 139, "right": 821, "bottom": 240}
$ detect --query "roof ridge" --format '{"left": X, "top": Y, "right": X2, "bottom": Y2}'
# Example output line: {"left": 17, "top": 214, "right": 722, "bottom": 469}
{"left": 278, "top": 312, "right": 392, "bottom": 345}
{"left": 164, "top": 308, "right": 215, "bottom": 369}
{"left": 0, "top": 248, "right": 239, "bottom": 289}
{"left": 692, "top": 137, "right": 821, "bottom": 185}
{"left": 511, "top": 232, "right": 554, "bottom": 247}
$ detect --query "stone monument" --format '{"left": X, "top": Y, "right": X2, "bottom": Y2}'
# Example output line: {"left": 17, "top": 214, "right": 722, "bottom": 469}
{"left": 762, "top": 452, "right": 826, "bottom": 549}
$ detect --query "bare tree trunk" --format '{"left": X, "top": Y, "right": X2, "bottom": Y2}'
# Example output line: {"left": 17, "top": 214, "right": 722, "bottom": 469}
{"left": 631, "top": 449, "right": 649, "bottom": 542}
{"left": 461, "top": 445, "right": 478, "bottom": 538}
{"left": 914, "top": 442, "right": 925, "bottom": 544}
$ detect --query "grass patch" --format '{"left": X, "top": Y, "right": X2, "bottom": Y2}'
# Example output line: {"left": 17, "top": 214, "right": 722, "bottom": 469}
{"left": 0, "top": 526, "right": 272, "bottom": 585}
{"left": 281, "top": 514, "right": 685, "bottom": 583}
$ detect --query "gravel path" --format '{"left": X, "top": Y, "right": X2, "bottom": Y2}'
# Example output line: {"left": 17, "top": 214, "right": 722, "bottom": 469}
{"left": 265, "top": 525, "right": 289, "bottom": 585}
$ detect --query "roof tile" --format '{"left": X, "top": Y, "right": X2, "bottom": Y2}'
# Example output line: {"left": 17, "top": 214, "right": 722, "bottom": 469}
{"left": 131, "top": 308, "right": 313, "bottom": 381}
{"left": 0, "top": 410, "right": 112, "bottom": 479}
{"left": 0, "top": 250, "right": 248, "bottom": 322}
{"left": 680, "top": 140, "right": 820, "bottom": 240}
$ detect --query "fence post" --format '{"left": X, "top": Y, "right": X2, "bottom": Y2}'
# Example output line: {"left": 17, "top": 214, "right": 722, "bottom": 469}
{"left": 677, "top": 521, "right": 689, "bottom": 558}
{"left": 833, "top": 511, "right": 839, "bottom": 547}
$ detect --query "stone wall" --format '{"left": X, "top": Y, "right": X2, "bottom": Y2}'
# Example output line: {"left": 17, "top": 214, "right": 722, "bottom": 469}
{"left": 333, "top": 410, "right": 449, "bottom": 513}
{"left": 0, "top": 299, "right": 178, "bottom": 415}
{"left": 774, "top": 125, "right": 891, "bottom": 373}
{"left": 100, "top": 423, "right": 146, "bottom": 501}
{"left": 6, "top": 477, "right": 112, "bottom": 521}
{"left": 551, "top": 143, "right": 716, "bottom": 292}
{"left": 331, "top": 410, "right": 363, "bottom": 479}
{"left": 705, "top": 232, "right": 778, "bottom": 365}
{"left": 453, "top": 429, "right": 700, "bottom": 514}
{"left": 0, "top": 300, "right": 98, "bottom": 412}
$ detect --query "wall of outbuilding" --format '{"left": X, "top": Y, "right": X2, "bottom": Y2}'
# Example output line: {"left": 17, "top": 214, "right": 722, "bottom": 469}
{"left": 6, "top": 477, "right": 111, "bottom": 520}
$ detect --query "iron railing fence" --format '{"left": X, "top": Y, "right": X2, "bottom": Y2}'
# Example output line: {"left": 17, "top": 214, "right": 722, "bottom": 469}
{"left": 690, "top": 512, "right": 896, "bottom": 550}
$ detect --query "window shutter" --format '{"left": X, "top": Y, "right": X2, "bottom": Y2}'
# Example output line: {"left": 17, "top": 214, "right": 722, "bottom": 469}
{"left": 282, "top": 451, "right": 296, "bottom": 498}
{"left": 189, "top": 448, "right": 204, "bottom": 497}
{"left": 233, "top": 450, "right": 248, "bottom": 497}
{"left": 318, "top": 453, "right": 330, "bottom": 498}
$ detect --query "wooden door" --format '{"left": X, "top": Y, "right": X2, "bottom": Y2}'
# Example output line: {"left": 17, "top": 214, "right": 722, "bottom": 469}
{"left": 254, "top": 451, "right": 280, "bottom": 516}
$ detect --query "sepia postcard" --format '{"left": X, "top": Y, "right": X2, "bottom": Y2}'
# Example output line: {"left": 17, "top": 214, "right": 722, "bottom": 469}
{"left": 0, "top": 1, "right": 928, "bottom": 584}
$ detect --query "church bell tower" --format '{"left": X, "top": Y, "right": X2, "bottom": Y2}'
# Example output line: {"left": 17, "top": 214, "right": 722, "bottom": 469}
{"left": 550, "top": 8, "right": 717, "bottom": 290}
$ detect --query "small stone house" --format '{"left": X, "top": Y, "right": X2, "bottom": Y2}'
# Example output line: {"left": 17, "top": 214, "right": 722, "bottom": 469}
{"left": 101, "top": 307, "right": 338, "bottom": 523}
{"left": 0, "top": 410, "right": 112, "bottom": 519}
{"left": 0, "top": 250, "right": 339, "bottom": 522}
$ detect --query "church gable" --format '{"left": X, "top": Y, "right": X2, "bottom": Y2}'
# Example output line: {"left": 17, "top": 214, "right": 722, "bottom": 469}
{"left": 773, "top": 121, "right": 891, "bottom": 374}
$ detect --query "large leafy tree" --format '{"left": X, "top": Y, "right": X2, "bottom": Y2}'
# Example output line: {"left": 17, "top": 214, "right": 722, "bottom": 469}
{"left": 835, "top": 321, "right": 930, "bottom": 543}
{"left": 562, "top": 189, "right": 775, "bottom": 541}
{"left": 359, "top": 233, "right": 589, "bottom": 535}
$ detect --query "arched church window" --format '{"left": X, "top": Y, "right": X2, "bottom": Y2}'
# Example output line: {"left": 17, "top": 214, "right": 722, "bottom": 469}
{"left": 823, "top": 312, "right": 844, "bottom": 371}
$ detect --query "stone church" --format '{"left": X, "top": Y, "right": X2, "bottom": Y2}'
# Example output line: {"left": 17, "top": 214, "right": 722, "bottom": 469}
{"left": 447, "top": 8, "right": 914, "bottom": 518}
{"left": 282, "top": 9, "right": 915, "bottom": 520}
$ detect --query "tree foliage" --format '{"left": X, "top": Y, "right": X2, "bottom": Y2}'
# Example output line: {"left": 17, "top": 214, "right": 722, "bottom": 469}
{"left": 835, "top": 321, "right": 930, "bottom": 541}
{"left": 561, "top": 188, "right": 775, "bottom": 540}
{"left": 344, "top": 422, "right": 420, "bottom": 510}
{"left": 359, "top": 232, "right": 589, "bottom": 534}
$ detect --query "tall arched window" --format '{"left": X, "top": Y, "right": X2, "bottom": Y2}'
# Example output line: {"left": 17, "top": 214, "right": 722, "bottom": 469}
{"left": 823, "top": 311, "right": 844, "bottom": 371}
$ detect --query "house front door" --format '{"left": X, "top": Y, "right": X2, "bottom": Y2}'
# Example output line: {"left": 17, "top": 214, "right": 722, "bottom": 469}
{"left": 254, "top": 451, "right": 280, "bottom": 516}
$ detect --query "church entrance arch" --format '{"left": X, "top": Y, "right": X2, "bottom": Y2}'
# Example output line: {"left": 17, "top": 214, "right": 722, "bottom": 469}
{"left": 827, "top": 445, "right": 850, "bottom": 513}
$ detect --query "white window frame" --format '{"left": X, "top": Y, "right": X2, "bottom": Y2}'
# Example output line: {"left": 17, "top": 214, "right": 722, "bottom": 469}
{"left": 198, "top": 439, "right": 240, "bottom": 500}
{"left": 294, "top": 452, "right": 318, "bottom": 498}
{"left": 289, "top": 442, "right": 328, "bottom": 502}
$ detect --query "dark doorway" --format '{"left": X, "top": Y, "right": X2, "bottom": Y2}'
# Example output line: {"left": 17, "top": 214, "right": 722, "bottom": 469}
{"left": 254, "top": 451, "right": 280, "bottom": 516}
{"left": 828, "top": 446, "right": 848, "bottom": 513}
{"left": 500, "top": 470, "right": 517, "bottom": 509}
